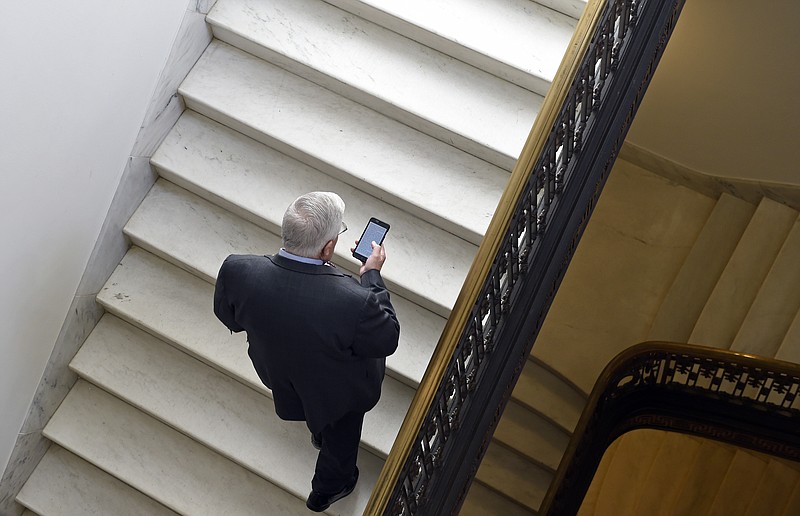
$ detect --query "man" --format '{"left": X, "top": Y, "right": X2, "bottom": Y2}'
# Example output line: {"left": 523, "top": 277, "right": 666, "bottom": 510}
{"left": 213, "top": 191, "right": 400, "bottom": 512}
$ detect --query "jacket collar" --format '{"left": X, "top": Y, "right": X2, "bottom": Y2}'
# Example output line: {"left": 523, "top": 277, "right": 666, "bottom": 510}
{"left": 267, "top": 254, "right": 351, "bottom": 277}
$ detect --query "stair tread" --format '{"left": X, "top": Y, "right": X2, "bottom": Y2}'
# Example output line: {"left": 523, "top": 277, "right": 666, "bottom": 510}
{"left": 708, "top": 449, "right": 769, "bottom": 516}
{"left": 461, "top": 481, "right": 535, "bottom": 516}
{"left": 475, "top": 441, "right": 553, "bottom": 512}
{"left": 512, "top": 360, "right": 585, "bottom": 433}
{"left": 648, "top": 193, "right": 755, "bottom": 343}
{"left": 670, "top": 440, "right": 737, "bottom": 516}
{"left": 592, "top": 430, "right": 667, "bottom": 515}
{"left": 179, "top": 41, "right": 510, "bottom": 245}
{"left": 578, "top": 438, "right": 621, "bottom": 515}
{"left": 690, "top": 197, "right": 798, "bottom": 349}
{"left": 776, "top": 308, "right": 800, "bottom": 363}
{"left": 745, "top": 458, "right": 800, "bottom": 516}
{"left": 231, "top": 0, "right": 577, "bottom": 95}
{"left": 44, "top": 381, "right": 315, "bottom": 515}
{"left": 148, "top": 113, "right": 475, "bottom": 316}
{"left": 530, "top": 160, "right": 715, "bottom": 394}
{"left": 782, "top": 479, "right": 800, "bottom": 516}
{"left": 17, "top": 445, "right": 178, "bottom": 516}
{"left": 538, "top": 0, "right": 588, "bottom": 19}
{"left": 733, "top": 214, "right": 800, "bottom": 357}
{"left": 97, "top": 249, "right": 413, "bottom": 458}
{"left": 70, "top": 314, "right": 391, "bottom": 509}
{"left": 493, "top": 399, "right": 570, "bottom": 472}
{"left": 631, "top": 432, "right": 702, "bottom": 515}
{"left": 205, "top": 0, "right": 540, "bottom": 168}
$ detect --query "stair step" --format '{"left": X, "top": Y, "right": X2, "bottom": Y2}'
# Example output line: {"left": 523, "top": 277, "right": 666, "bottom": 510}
{"left": 776, "top": 308, "right": 800, "bottom": 363}
{"left": 538, "top": 0, "right": 588, "bottom": 19}
{"left": 461, "top": 481, "right": 535, "bottom": 516}
{"left": 493, "top": 399, "right": 570, "bottom": 472}
{"left": 577, "top": 437, "right": 621, "bottom": 515}
{"left": 512, "top": 359, "right": 585, "bottom": 433}
{"left": 70, "top": 314, "right": 384, "bottom": 512}
{"left": 96, "top": 249, "right": 413, "bottom": 458}
{"left": 98, "top": 247, "right": 259, "bottom": 389}
{"left": 531, "top": 160, "right": 716, "bottom": 394}
{"left": 264, "top": 0, "right": 577, "bottom": 95}
{"left": 745, "top": 458, "right": 800, "bottom": 516}
{"left": 708, "top": 450, "right": 769, "bottom": 516}
{"left": 670, "top": 440, "right": 736, "bottom": 515}
{"left": 17, "top": 445, "right": 178, "bottom": 516}
{"left": 205, "top": 0, "right": 539, "bottom": 169}
{"left": 179, "top": 41, "right": 509, "bottom": 245}
{"left": 44, "top": 381, "right": 310, "bottom": 515}
{"left": 475, "top": 441, "right": 553, "bottom": 512}
{"left": 148, "top": 113, "right": 475, "bottom": 316}
{"left": 648, "top": 193, "right": 755, "bottom": 343}
{"left": 733, "top": 215, "right": 800, "bottom": 357}
{"left": 690, "top": 197, "right": 798, "bottom": 349}
{"left": 631, "top": 432, "right": 702, "bottom": 516}
{"left": 591, "top": 430, "right": 666, "bottom": 515}
{"left": 783, "top": 479, "right": 800, "bottom": 516}
{"left": 120, "top": 187, "right": 444, "bottom": 389}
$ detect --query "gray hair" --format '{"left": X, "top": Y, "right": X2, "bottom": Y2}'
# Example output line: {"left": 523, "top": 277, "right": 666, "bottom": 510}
{"left": 281, "top": 192, "right": 345, "bottom": 258}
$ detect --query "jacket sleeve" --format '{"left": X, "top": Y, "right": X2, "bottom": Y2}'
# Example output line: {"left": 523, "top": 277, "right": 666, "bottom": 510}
{"left": 351, "top": 269, "right": 400, "bottom": 358}
{"left": 213, "top": 256, "right": 245, "bottom": 333}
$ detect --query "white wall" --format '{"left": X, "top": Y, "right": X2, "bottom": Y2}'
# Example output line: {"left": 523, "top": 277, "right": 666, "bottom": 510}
{"left": 0, "top": 0, "right": 190, "bottom": 475}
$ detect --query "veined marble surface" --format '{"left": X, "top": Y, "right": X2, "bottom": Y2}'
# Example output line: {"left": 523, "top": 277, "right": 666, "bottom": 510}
{"left": 96, "top": 248, "right": 417, "bottom": 458}
{"left": 151, "top": 113, "right": 477, "bottom": 310}
{"left": 777, "top": 310, "right": 800, "bottom": 363}
{"left": 476, "top": 440, "right": 552, "bottom": 511}
{"left": 18, "top": 446, "right": 178, "bottom": 516}
{"left": 206, "top": 0, "right": 540, "bottom": 169}
{"left": 731, "top": 215, "right": 800, "bottom": 357}
{"left": 70, "top": 315, "right": 388, "bottom": 511}
{"left": 265, "top": 0, "right": 577, "bottom": 94}
{"left": 689, "top": 197, "right": 797, "bottom": 350}
{"left": 531, "top": 159, "right": 716, "bottom": 394}
{"left": 179, "top": 48, "right": 509, "bottom": 244}
{"left": 45, "top": 381, "right": 314, "bottom": 515}
{"left": 132, "top": 10, "right": 211, "bottom": 157}
{"left": 647, "top": 193, "right": 755, "bottom": 343}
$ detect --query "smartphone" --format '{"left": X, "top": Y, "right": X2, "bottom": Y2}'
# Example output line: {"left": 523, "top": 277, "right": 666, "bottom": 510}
{"left": 352, "top": 217, "right": 390, "bottom": 262}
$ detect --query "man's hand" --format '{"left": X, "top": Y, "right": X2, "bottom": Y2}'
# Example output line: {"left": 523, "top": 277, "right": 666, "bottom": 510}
{"left": 351, "top": 240, "right": 386, "bottom": 275}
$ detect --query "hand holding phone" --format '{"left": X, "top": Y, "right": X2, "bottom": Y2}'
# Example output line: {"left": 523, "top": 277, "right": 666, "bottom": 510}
{"left": 352, "top": 218, "right": 390, "bottom": 263}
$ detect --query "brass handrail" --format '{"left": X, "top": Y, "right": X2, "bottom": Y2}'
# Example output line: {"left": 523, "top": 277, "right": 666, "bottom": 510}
{"left": 540, "top": 342, "right": 800, "bottom": 515}
{"left": 363, "top": 1, "right": 609, "bottom": 514}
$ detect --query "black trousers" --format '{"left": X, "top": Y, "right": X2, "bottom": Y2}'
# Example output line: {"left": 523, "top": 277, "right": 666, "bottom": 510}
{"left": 310, "top": 411, "right": 364, "bottom": 494}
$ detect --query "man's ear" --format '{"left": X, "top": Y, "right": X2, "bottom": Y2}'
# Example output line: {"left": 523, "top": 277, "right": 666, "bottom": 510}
{"left": 320, "top": 239, "right": 336, "bottom": 261}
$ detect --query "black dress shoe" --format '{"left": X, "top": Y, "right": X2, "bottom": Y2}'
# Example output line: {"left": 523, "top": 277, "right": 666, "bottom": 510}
{"left": 306, "top": 467, "right": 359, "bottom": 512}
{"left": 311, "top": 433, "right": 322, "bottom": 451}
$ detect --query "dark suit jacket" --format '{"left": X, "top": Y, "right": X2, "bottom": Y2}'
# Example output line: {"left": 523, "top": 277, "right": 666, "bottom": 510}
{"left": 213, "top": 253, "right": 400, "bottom": 433}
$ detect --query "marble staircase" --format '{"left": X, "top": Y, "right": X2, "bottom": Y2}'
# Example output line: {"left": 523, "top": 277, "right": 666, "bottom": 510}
{"left": 579, "top": 430, "right": 800, "bottom": 516}
{"left": 525, "top": 161, "right": 800, "bottom": 513}
{"left": 16, "top": 0, "right": 585, "bottom": 514}
{"left": 19, "top": 0, "right": 800, "bottom": 512}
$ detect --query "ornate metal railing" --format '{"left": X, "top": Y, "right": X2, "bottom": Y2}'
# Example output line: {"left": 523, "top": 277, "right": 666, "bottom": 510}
{"left": 540, "top": 343, "right": 800, "bottom": 515}
{"left": 365, "top": 0, "right": 688, "bottom": 513}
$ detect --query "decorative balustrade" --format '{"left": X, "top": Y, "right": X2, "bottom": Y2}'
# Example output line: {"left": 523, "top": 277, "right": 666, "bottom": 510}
{"left": 541, "top": 343, "right": 800, "bottom": 515}
{"left": 365, "top": 0, "right": 688, "bottom": 513}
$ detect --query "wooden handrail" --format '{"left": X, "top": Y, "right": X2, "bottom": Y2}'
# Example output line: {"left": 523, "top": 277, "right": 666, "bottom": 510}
{"left": 540, "top": 342, "right": 800, "bottom": 515}
{"left": 363, "top": 1, "right": 609, "bottom": 514}
{"left": 366, "top": 0, "right": 689, "bottom": 512}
